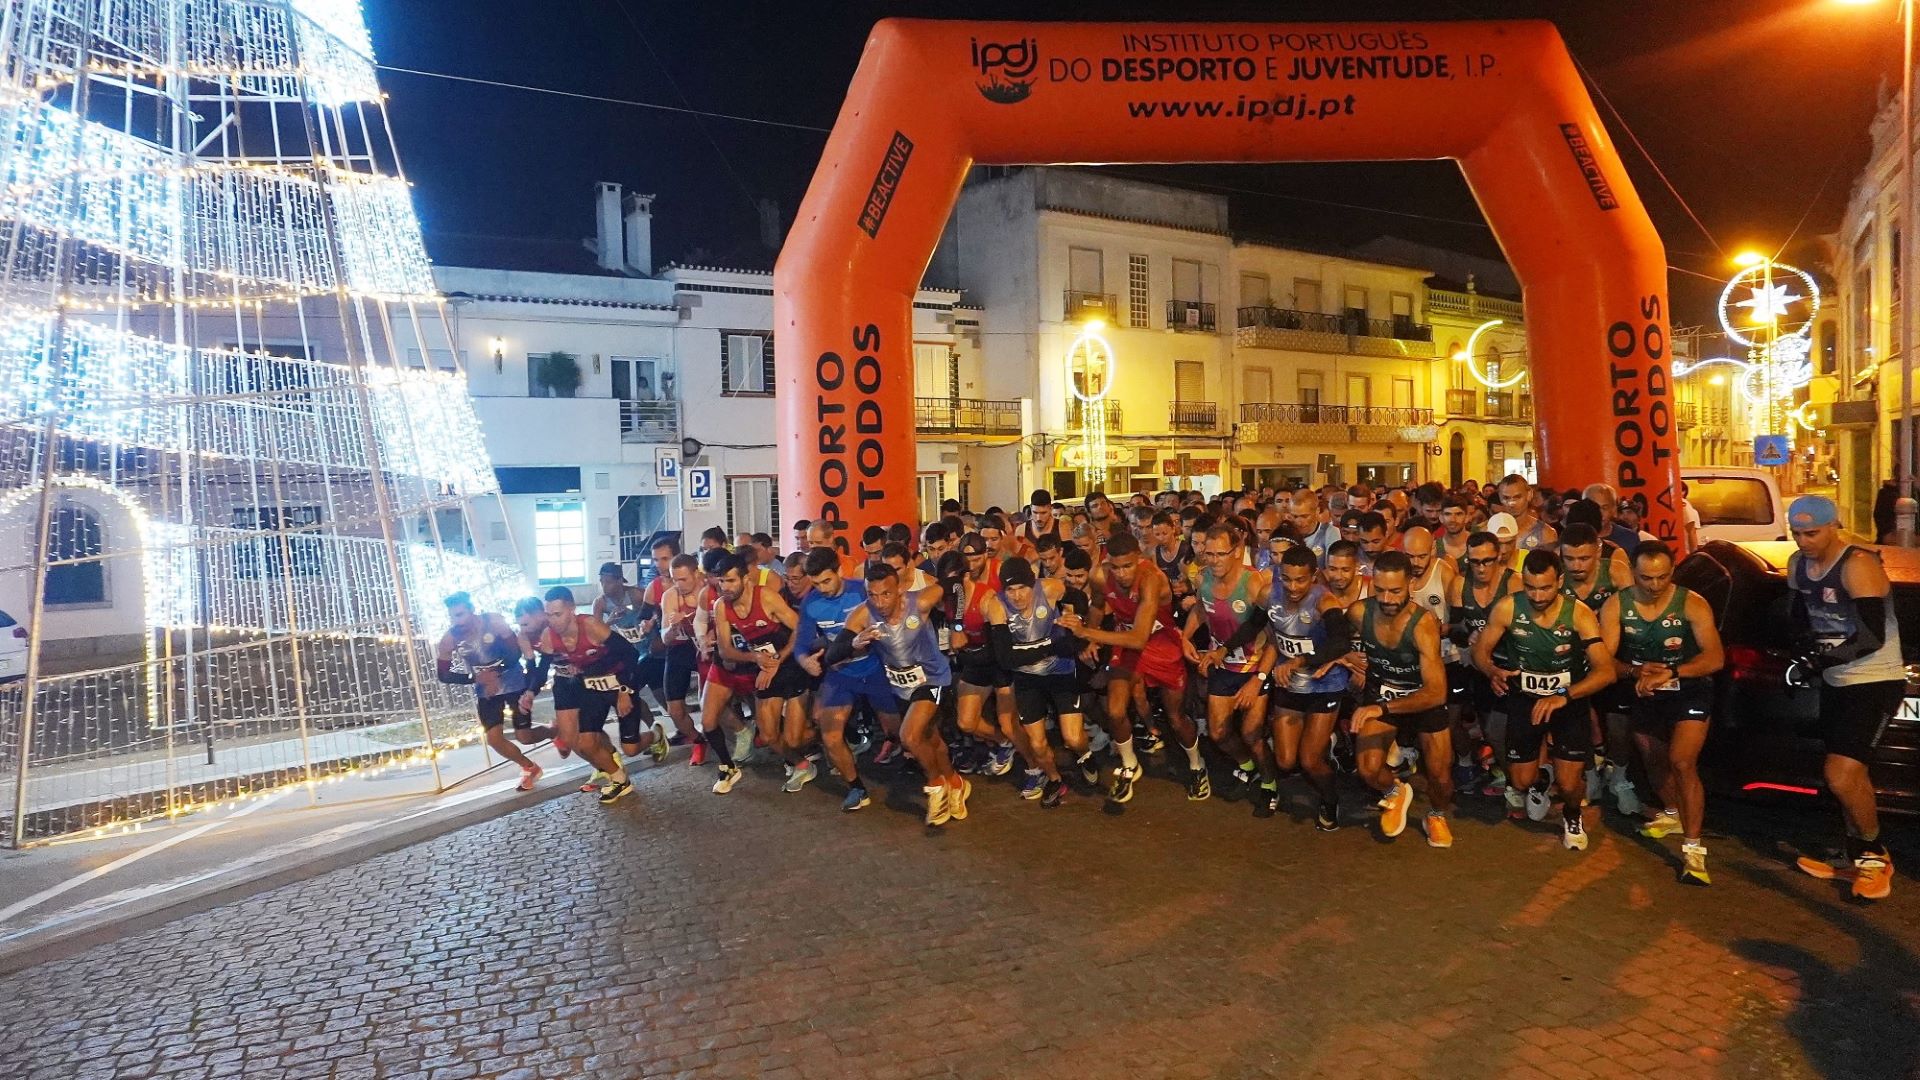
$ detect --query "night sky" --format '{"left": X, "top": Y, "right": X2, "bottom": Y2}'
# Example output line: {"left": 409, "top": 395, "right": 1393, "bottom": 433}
{"left": 369, "top": 0, "right": 1894, "bottom": 326}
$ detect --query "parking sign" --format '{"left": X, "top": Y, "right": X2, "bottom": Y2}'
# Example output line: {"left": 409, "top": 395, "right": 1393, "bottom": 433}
{"left": 655, "top": 446, "right": 679, "bottom": 488}
{"left": 683, "top": 466, "right": 715, "bottom": 510}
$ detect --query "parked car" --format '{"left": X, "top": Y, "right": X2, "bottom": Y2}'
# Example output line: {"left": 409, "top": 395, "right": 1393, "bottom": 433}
{"left": 1681, "top": 466, "right": 1786, "bottom": 543}
{"left": 0, "top": 608, "right": 25, "bottom": 683}
{"left": 1675, "top": 539, "right": 1920, "bottom": 814}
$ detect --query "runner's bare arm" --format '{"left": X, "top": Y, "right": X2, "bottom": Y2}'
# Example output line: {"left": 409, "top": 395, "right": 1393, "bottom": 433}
{"left": 1567, "top": 604, "right": 1616, "bottom": 702}
{"left": 1677, "top": 591, "right": 1725, "bottom": 678}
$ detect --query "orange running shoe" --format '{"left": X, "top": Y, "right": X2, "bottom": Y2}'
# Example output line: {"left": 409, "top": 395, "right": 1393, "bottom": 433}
{"left": 1379, "top": 781, "right": 1412, "bottom": 839}
{"left": 1796, "top": 855, "right": 1859, "bottom": 882}
{"left": 1424, "top": 813, "right": 1454, "bottom": 849}
{"left": 1852, "top": 854, "right": 1894, "bottom": 901}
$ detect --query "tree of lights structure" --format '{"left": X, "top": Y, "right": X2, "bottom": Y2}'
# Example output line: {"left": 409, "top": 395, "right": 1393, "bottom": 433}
{"left": 1700, "top": 259, "right": 1821, "bottom": 446}
{"left": 0, "top": 0, "right": 526, "bottom": 845}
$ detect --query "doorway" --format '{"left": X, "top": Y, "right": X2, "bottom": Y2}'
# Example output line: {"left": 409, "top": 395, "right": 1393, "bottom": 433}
{"left": 1450, "top": 431, "right": 1466, "bottom": 488}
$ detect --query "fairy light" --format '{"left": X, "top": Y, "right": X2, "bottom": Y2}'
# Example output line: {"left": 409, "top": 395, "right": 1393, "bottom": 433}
{"left": 1451, "top": 318, "right": 1528, "bottom": 390}
{"left": 0, "top": 0, "right": 526, "bottom": 846}
{"left": 1065, "top": 323, "right": 1117, "bottom": 488}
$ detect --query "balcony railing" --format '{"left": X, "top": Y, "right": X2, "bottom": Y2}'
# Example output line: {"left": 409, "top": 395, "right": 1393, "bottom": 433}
{"left": 1427, "top": 288, "right": 1525, "bottom": 322}
{"left": 619, "top": 398, "right": 680, "bottom": 440}
{"left": 1067, "top": 399, "right": 1123, "bottom": 430}
{"left": 915, "top": 396, "right": 1023, "bottom": 436}
{"left": 1166, "top": 299, "right": 1217, "bottom": 332}
{"left": 1169, "top": 401, "right": 1218, "bottom": 431}
{"left": 1677, "top": 400, "right": 1699, "bottom": 427}
{"left": 1240, "top": 403, "right": 1434, "bottom": 427}
{"left": 1238, "top": 306, "right": 1347, "bottom": 334}
{"left": 1235, "top": 306, "right": 1434, "bottom": 357}
{"left": 1446, "top": 388, "right": 1478, "bottom": 417}
{"left": 1064, "top": 290, "right": 1117, "bottom": 320}
{"left": 1480, "top": 392, "right": 1535, "bottom": 423}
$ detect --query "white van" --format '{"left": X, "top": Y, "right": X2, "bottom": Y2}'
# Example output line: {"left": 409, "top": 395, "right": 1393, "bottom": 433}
{"left": 1680, "top": 466, "right": 1786, "bottom": 544}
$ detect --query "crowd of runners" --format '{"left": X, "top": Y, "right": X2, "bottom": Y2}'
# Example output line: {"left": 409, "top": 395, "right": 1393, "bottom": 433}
{"left": 434, "top": 475, "right": 1902, "bottom": 901}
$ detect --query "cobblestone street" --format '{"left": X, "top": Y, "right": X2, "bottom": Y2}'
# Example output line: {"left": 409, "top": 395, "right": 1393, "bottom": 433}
{"left": 1, "top": 751, "right": 1916, "bottom": 1080}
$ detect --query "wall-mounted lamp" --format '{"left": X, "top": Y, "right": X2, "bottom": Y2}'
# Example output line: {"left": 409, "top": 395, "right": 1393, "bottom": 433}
{"left": 489, "top": 336, "right": 505, "bottom": 374}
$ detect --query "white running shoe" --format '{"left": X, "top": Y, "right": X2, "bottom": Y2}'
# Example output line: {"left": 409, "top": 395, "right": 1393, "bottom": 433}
{"left": 1563, "top": 817, "right": 1589, "bottom": 851}
{"left": 711, "top": 764, "right": 742, "bottom": 795}
{"left": 1525, "top": 784, "right": 1552, "bottom": 822}
{"left": 782, "top": 759, "right": 817, "bottom": 794}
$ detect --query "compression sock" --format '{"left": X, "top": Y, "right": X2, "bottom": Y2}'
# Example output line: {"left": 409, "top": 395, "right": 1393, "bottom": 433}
{"left": 703, "top": 727, "right": 736, "bottom": 768}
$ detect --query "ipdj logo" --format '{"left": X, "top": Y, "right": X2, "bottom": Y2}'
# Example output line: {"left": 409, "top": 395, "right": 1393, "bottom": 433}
{"left": 972, "top": 37, "right": 1038, "bottom": 104}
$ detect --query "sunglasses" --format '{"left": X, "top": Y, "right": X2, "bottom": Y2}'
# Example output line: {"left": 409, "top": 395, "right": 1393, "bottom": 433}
{"left": 1468, "top": 556, "right": 1500, "bottom": 566}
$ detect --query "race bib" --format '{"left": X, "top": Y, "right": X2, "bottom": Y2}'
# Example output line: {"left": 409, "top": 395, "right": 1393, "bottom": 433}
{"left": 1222, "top": 647, "right": 1247, "bottom": 667}
{"left": 1379, "top": 683, "right": 1417, "bottom": 702}
{"left": 1518, "top": 669, "right": 1571, "bottom": 695}
{"left": 1277, "top": 635, "right": 1314, "bottom": 658}
{"left": 583, "top": 673, "right": 623, "bottom": 692}
{"left": 614, "top": 625, "right": 645, "bottom": 643}
{"left": 885, "top": 664, "right": 928, "bottom": 690}
{"left": 937, "top": 624, "right": 952, "bottom": 652}
{"left": 752, "top": 642, "right": 778, "bottom": 657}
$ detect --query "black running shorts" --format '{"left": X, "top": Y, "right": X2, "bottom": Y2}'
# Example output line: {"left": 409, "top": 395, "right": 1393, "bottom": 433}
{"left": 1501, "top": 693, "right": 1594, "bottom": 764}
{"left": 1819, "top": 679, "right": 1904, "bottom": 765}
{"left": 1012, "top": 672, "right": 1081, "bottom": 721}
{"left": 476, "top": 692, "right": 533, "bottom": 731}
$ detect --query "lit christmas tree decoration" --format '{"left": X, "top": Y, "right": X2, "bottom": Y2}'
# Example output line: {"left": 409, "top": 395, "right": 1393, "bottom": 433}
{"left": 0, "top": 0, "right": 526, "bottom": 845}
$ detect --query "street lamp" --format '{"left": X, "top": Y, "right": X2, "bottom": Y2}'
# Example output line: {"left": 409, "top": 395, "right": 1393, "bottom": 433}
{"left": 1840, "top": 0, "right": 1916, "bottom": 542}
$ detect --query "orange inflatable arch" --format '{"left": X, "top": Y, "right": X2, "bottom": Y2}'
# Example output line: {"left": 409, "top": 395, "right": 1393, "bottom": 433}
{"left": 776, "top": 20, "right": 1679, "bottom": 545}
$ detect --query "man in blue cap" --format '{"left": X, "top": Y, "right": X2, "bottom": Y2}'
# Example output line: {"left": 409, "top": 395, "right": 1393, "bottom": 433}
{"left": 1785, "top": 495, "right": 1903, "bottom": 901}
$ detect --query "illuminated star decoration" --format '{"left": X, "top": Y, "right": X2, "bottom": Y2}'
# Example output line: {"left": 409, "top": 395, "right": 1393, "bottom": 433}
{"left": 1736, "top": 282, "right": 1803, "bottom": 325}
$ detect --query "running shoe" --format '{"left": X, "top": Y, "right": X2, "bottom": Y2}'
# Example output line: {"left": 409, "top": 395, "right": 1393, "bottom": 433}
{"left": 1586, "top": 756, "right": 1608, "bottom": 804}
{"left": 690, "top": 742, "right": 708, "bottom": 767}
{"left": 848, "top": 733, "right": 873, "bottom": 758}
{"left": 1503, "top": 787, "right": 1525, "bottom": 820}
{"left": 1314, "top": 803, "right": 1341, "bottom": 832}
{"left": 841, "top": 784, "right": 870, "bottom": 813}
{"left": 1680, "top": 841, "right": 1711, "bottom": 887}
{"left": 1481, "top": 767, "right": 1509, "bottom": 798}
{"left": 1108, "top": 764, "right": 1139, "bottom": 805}
{"left": 711, "top": 764, "right": 742, "bottom": 795}
{"left": 1251, "top": 783, "right": 1276, "bottom": 818}
{"left": 1077, "top": 752, "right": 1100, "bottom": 787}
{"left": 553, "top": 734, "right": 572, "bottom": 758}
{"left": 953, "top": 744, "right": 983, "bottom": 775}
{"left": 1796, "top": 855, "right": 1859, "bottom": 882}
{"left": 1225, "top": 766, "right": 1256, "bottom": 801}
{"left": 517, "top": 763, "right": 542, "bottom": 792}
{"left": 1041, "top": 778, "right": 1067, "bottom": 808}
{"left": 649, "top": 721, "right": 671, "bottom": 763}
{"left": 1852, "top": 853, "right": 1894, "bottom": 901}
{"left": 1608, "top": 770, "right": 1642, "bottom": 817}
{"left": 1525, "top": 783, "right": 1552, "bottom": 822}
{"left": 579, "top": 769, "right": 607, "bottom": 794}
{"left": 1378, "top": 781, "right": 1413, "bottom": 839}
{"left": 1187, "top": 769, "right": 1214, "bottom": 802}
{"left": 1385, "top": 742, "right": 1404, "bottom": 770}
{"left": 1638, "top": 812, "right": 1683, "bottom": 840}
{"left": 1562, "top": 817, "right": 1588, "bottom": 851}
{"left": 924, "top": 784, "right": 951, "bottom": 826}
{"left": 1425, "top": 813, "right": 1454, "bottom": 849}
{"left": 597, "top": 777, "right": 634, "bottom": 805}
{"left": 1019, "top": 771, "right": 1045, "bottom": 800}
{"left": 1451, "top": 762, "right": 1478, "bottom": 792}
{"left": 874, "top": 739, "right": 904, "bottom": 766}
{"left": 782, "top": 759, "right": 818, "bottom": 793}
{"left": 985, "top": 744, "right": 1016, "bottom": 777}
{"left": 947, "top": 778, "right": 972, "bottom": 821}
{"left": 1135, "top": 729, "right": 1165, "bottom": 756}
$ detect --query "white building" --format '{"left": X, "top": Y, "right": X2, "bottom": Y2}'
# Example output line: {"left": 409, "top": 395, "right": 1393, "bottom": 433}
{"left": 433, "top": 184, "right": 982, "bottom": 592}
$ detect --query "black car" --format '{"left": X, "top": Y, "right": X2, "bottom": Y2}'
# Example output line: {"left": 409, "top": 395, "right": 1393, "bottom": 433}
{"left": 1675, "top": 539, "right": 1920, "bottom": 814}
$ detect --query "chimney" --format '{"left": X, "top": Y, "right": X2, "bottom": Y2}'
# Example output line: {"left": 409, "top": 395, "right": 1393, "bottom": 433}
{"left": 593, "top": 182, "right": 624, "bottom": 272}
{"left": 623, "top": 192, "right": 655, "bottom": 277}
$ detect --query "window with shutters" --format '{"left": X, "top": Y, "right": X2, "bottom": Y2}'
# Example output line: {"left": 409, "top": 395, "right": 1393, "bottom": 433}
{"left": 1240, "top": 272, "right": 1270, "bottom": 308}
{"left": 1128, "top": 254, "right": 1150, "bottom": 328}
{"left": 1069, "top": 247, "right": 1104, "bottom": 294}
{"left": 1172, "top": 259, "right": 1203, "bottom": 303}
{"left": 1293, "top": 278, "right": 1322, "bottom": 312}
{"left": 727, "top": 475, "right": 779, "bottom": 539}
{"left": 1392, "top": 378, "right": 1415, "bottom": 411}
{"left": 1242, "top": 365, "right": 1273, "bottom": 404}
{"left": 1345, "top": 374, "right": 1371, "bottom": 409}
{"left": 721, "top": 332, "right": 773, "bottom": 396}
{"left": 1174, "top": 360, "right": 1205, "bottom": 403}
{"left": 1343, "top": 286, "right": 1369, "bottom": 316}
